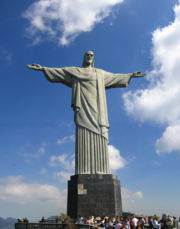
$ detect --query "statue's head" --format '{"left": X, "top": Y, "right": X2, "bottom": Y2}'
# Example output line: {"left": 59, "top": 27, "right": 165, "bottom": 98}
{"left": 82, "top": 50, "right": 94, "bottom": 67}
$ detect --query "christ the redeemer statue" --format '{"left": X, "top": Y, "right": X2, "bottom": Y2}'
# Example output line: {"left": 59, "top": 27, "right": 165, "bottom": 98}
{"left": 28, "top": 50, "right": 144, "bottom": 175}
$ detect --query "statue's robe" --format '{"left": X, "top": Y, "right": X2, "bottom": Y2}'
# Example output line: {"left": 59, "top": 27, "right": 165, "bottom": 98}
{"left": 43, "top": 67, "right": 132, "bottom": 174}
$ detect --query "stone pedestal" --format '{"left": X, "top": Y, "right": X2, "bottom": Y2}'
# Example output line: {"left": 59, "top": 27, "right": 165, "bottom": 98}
{"left": 67, "top": 174, "right": 122, "bottom": 219}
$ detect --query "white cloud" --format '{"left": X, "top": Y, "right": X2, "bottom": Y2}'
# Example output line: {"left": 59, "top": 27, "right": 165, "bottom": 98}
{"left": 49, "top": 154, "right": 66, "bottom": 165}
{"left": 20, "top": 143, "right": 46, "bottom": 162}
{"left": 108, "top": 145, "right": 127, "bottom": 172}
{"left": 123, "top": 1, "right": 180, "bottom": 154}
{"left": 156, "top": 124, "right": 180, "bottom": 154}
{"left": 36, "top": 144, "right": 46, "bottom": 157}
{"left": 0, "top": 176, "right": 67, "bottom": 219}
{"left": 0, "top": 176, "right": 66, "bottom": 204}
{"left": 23, "top": 0, "right": 124, "bottom": 46}
{"left": 57, "top": 134, "right": 74, "bottom": 145}
{"left": 0, "top": 47, "right": 13, "bottom": 64}
{"left": 122, "top": 187, "right": 143, "bottom": 209}
{"left": 122, "top": 187, "right": 144, "bottom": 214}
{"left": 49, "top": 153, "right": 74, "bottom": 181}
{"left": 49, "top": 153, "right": 75, "bottom": 169}
{"left": 55, "top": 171, "right": 71, "bottom": 180}
{"left": 122, "top": 187, "right": 143, "bottom": 201}
{"left": 133, "top": 191, "right": 143, "bottom": 199}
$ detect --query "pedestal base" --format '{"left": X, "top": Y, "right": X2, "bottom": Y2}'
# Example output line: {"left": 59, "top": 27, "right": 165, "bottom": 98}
{"left": 67, "top": 174, "right": 122, "bottom": 219}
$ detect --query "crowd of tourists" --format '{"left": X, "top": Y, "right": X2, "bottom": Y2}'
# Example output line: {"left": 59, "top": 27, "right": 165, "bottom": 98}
{"left": 76, "top": 214, "right": 179, "bottom": 228}
{"left": 16, "top": 214, "right": 180, "bottom": 228}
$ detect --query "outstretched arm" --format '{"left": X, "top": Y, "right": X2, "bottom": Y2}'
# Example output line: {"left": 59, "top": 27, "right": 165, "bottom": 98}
{"left": 104, "top": 70, "right": 145, "bottom": 89}
{"left": 27, "top": 63, "right": 44, "bottom": 71}
{"left": 27, "top": 63, "right": 72, "bottom": 87}
{"left": 131, "top": 71, "right": 145, "bottom": 78}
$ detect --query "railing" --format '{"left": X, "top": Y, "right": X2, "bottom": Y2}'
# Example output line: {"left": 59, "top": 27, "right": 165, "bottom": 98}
{"left": 15, "top": 223, "right": 94, "bottom": 229}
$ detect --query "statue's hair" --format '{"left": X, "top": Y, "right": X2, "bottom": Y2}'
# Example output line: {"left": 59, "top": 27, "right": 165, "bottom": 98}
{"left": 82, "top": 50, "right": 95, "bottom": 67}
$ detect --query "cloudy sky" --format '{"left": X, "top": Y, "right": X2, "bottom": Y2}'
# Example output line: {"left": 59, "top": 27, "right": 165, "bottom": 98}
{"left": 0, "top": 0, "right": 180, "bottom": 220}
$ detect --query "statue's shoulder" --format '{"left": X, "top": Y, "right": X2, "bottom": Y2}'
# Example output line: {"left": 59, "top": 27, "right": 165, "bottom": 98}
{"left": 93, "top": 67, "right": 107, "bottom": 76}
{"left": 61, "top": 66, "right": 79, "bottom": 73}
{"left": 62, "top": 66, "right": 76, "bottom": 70}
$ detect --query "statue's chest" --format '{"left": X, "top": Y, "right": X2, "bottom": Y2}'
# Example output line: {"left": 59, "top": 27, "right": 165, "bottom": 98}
{"left": 80, "top": 69, "right": 97, "bottom": 80}
{"left": 72, "top": 68, "right": 104, "bottom": 92}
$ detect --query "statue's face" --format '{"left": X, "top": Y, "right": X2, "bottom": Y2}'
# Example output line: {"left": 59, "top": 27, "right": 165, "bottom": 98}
{"left": 84, "top": 51, "right": 94, "bottom": 66}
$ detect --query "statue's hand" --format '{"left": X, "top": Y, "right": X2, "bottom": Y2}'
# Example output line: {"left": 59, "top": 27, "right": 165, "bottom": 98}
{"left": 27, "top": 64, "right": 43, "bottom": 71}
{"left": 132, "top": 71, "right": 145, "bottom": 78}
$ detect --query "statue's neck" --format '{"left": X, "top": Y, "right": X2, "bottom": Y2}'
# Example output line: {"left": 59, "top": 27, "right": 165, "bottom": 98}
{"left": 83, "top": 64, "right": 93, "bottom": 68}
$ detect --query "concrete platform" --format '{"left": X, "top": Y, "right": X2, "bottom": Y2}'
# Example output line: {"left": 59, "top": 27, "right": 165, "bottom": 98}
{"left": 67, "top": 174, "right": 122, "bottom": 218}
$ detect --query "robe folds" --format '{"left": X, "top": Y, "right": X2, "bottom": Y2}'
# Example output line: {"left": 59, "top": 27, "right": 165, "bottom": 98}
{"left": 43, "top": 66, "right": 132, "bottom": 174}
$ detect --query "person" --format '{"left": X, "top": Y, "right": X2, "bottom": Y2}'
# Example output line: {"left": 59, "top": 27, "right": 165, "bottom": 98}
{"left": 28, "top": 50, "right": 144, "bottom": 174}
{"left": 40, "top": 216, "right": 45, "bottom": 223}
{"left": 153, "top": 216, "right": 161, "bottom": 229}
{"left": 132, "top": 215, "right": 139, "bottom": 228}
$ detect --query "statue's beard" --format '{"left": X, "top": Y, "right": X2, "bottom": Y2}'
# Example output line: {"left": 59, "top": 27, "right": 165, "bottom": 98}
{"left": 86, "top": 60, "right": 93, "bottom": 66}
{"left": 82, "top": 57, "right": 94, "bottom": 67}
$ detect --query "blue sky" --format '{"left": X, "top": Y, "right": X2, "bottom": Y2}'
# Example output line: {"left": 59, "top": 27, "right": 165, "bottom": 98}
{"left": 0, "top": 0, "right": 180, "bottom": 220}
